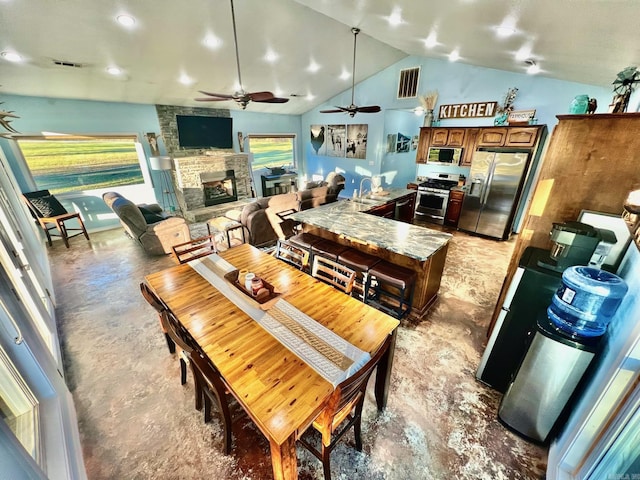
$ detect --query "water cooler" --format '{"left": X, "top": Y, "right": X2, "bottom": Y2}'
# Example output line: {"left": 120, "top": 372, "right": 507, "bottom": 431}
{"left": 498, "top": 266, "right": 628, "bottom": 443}
{"left": 476, "top": 221, "right": 614, "bottom": 392}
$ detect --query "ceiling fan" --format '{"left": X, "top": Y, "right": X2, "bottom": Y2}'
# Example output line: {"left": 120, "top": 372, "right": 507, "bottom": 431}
{"left": 195, "top": 0, "right": 289, "bottom": 110}
{"left": 321, "top": 27, "right": 381, "bottom": 117}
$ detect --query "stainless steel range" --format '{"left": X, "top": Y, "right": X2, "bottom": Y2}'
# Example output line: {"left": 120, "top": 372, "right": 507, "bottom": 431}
{"left": 415, "top": 173, "right": 460, "bottom": 224}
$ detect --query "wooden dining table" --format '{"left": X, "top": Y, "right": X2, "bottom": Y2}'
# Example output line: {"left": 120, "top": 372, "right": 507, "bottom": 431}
{"left": 144, "top": 243, "right": 399, "bottom": 480}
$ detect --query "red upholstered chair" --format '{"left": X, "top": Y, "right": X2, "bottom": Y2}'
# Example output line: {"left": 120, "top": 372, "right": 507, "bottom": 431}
{"left": 22, "top": 190, "right": 90, "bottom": 248}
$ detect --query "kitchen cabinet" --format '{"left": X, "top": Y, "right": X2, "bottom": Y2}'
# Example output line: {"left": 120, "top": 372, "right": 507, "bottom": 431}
{"left": 417, "top": 126, "right": 546, "bottom": 166}
{"left": 366, "top": 202, "right": 395, "bottom": 219}
{"left": 505, "top": 127, "right": 539, "bottom": 147}
{"left": 460, "top": 128, "right": 480, "bottom": 166}
{"left": 444, "top": 189, "right": 465, "bottom": 227}
{"left": 395, "top": 193, "right": 416, "bottom": 223}
{"left": 365, "top": 192, "right": 416, "bottom": 223}
{"left": 477, "top": 128, "right": 508, "bottom": 147}
{"left": 431, "top": 128, "right": 466, "bottom": 147}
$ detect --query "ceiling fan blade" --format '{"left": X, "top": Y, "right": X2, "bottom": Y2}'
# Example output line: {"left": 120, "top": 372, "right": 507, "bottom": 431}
{"left": 319, "top": 109, "right": 345, "bottom": 113}
{"left": 255, "top": 97, "right": 290, "bottom": 104}
{"left": 355, "top": 105, "right": 381, "bottom": 113}
{"left": 247, "top": 91, "right": 276, "bottom": 101}
{"left": 197, "top": 90, "right": 235, "bottom": 99}
{"left": 194, "top": 97, "right": 233, "bottom": 102}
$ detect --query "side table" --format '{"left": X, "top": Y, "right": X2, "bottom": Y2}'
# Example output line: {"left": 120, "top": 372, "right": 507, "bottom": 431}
{"left": 206, "top": 217, "right": 246, "bottom": 249}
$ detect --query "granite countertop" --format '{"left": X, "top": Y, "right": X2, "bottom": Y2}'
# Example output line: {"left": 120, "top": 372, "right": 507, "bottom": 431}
{"left": 290, "top": 188, "right": 452, "bottom": 261}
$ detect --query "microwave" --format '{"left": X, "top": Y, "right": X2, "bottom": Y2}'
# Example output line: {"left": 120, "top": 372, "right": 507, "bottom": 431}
{"left": 427, "top": 147, "right": 463, "bottom": 165}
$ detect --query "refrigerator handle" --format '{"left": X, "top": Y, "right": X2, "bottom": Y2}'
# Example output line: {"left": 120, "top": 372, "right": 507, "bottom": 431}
{"left": 481, "top": 159, "right": 497, "bottom": 204}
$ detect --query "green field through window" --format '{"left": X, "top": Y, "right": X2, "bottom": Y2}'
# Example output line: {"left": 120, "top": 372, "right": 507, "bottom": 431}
{"left": 249, "top": 137, "right": 295, "bottom": 171}
{"left": 19, "top": 139, "right": 144, "bottom": 194}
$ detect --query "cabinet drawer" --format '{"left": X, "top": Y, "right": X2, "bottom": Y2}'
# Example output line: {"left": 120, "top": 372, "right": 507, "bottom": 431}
{"left": 505, "top": 127, "right": 539, "bottom": 147}
{"left": 477, "top": 128, "right": 507, "bottom": 147}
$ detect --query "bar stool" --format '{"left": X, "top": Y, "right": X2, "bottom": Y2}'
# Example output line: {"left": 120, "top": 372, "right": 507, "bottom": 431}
{"left": 288, "top": 233, "right": 323, "bottom": 271}
{"left": 337, "top": 249, "right": 381, "bottom": 301}
{"left": 311, "top": 239, "right": 349, "bottom": 262}
{"left": 364, "top": 260, "right": 416, "bottom": 319}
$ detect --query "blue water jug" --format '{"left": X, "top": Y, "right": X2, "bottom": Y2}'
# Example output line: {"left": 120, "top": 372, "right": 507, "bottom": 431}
{"left": 547, "top": 266, "right": 628, "bottom": 338}
{"left": 570, "top": 95, "right": 590, "bottom": 114}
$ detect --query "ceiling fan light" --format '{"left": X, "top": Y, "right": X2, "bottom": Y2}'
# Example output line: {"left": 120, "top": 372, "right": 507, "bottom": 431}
{"left": 414, "top": 106, "right": 425, "bottom": 116}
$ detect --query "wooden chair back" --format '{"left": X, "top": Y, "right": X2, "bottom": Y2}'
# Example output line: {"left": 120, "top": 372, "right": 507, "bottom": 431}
{"left": 139, "top": 282, "right": 166, "bottom": 313}
{"left": 298, "top": 335, "right": 392, "bottom": 480}
{"left": 171, "top": 234, "right": 217, "bottom": 264}
{"left": 274, "top": 239, "right": 309, "bottom": 270}
{"left": 311, "top": 256, "right": 356, "bottom": 294}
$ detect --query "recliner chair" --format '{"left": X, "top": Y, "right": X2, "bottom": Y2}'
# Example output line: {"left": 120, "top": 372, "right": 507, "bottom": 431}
{"left": 103, "top": 191, "right": 190, "bottom": 255}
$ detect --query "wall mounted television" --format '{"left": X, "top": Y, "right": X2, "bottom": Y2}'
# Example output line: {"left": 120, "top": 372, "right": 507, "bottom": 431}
{"left": 176, "top": 115, "right": 233, "bottom": 149}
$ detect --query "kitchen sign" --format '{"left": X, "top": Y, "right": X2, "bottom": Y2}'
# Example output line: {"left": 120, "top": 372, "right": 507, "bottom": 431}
{"left": 438, "top": 101, "right": 498, "bottom": 119}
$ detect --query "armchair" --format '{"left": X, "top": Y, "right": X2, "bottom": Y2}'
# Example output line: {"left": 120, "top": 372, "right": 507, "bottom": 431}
{"left": 103, "top": 192, "right": 190, "bottom": 255}
{"left": 22, "top": 189, "right": 90, "bottom": 248}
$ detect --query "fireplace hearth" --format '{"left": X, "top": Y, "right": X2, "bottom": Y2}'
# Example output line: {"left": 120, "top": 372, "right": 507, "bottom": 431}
{"left": 201, "top": 170, "right": 237, "bottom": 207}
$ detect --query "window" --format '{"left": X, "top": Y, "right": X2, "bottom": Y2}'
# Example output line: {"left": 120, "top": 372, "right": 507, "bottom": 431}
{"left": 17, "top": 136, "right": 144, "bottom": 194}
{"left": 248, "top": 135, "right": 296, "bottom": 171}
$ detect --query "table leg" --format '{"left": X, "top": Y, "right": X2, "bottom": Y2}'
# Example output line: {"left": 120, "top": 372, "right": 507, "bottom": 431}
{"left": 269, "top": 436, "right": 298, "bottom": 480}
{"left": 375, "top": 328, "right": 397, "bottom": 410}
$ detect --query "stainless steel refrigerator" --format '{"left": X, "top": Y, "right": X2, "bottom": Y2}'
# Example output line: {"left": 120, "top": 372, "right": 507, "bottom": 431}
{"left": 458, "top": 149, "right": 531, "bottom": 240}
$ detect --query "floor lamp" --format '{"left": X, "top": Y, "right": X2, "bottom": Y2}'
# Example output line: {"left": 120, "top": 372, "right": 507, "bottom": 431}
{"left": 149, "top": 156, "right": 177, "bottom": 212}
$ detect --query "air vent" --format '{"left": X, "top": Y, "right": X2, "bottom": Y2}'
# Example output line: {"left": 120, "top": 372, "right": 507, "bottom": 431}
{"left": 52, "top": 60, "right": 83, "bottom": 68}
{"left": 397, "top": 66, "right": 420, "bottom": 99}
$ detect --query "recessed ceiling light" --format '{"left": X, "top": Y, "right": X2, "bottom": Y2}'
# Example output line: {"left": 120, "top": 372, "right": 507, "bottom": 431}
{"left": 423, "top": 32, "right": 438, "bottom": 49}
{"left": 106, "top": 66, "right": 123, "bottom": 75}
{"left": 515, "top": 45, "right": 532, "bottom": 61}
{"left": 1, "top": 51, "right": 23, "bottom": 62}
{"left": 116, "top": 14, "right": 136, "bottom": 27}
{"left": 179, "top": 73, "right": 194, "bottom": 85}
{"left": 526, "top": 60, "right": 540, "bottom": 75}
{"left": 340, "top": 70, "right": 351, "bottom": 80}
{"left": 386, "top": 7, "right": 404, "bottom": 26}
{"left": 307, "top": 61, "right": 320, "bottom": 73}
{"left": 496, "top": 26, "right": 516, "bottom": 37}
{"left": 203, "top": 34, "right": 222, "bottom": 49}
{"left": 449, "top": 49, "right": 460, "bottom": 62}
{"left": 264, "top": 50, "right": 279, "bottom": 63}
{"left": 306, "top": 94, "right": 315, "bottom": 101}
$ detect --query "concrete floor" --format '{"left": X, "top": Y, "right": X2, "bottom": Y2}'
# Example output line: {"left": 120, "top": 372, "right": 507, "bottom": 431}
{"left": 50, "top": 223, "right": 547, "bottom": 479}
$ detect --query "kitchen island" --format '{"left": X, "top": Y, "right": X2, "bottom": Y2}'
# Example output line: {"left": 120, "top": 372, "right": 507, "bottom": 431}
{"left": 290, "top": 189, "right": 451, "bottom": 318}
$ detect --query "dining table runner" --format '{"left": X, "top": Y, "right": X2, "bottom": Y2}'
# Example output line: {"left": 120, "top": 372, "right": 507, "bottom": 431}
{"left": 189, "top": 255, "right": 371, "bottom": 387}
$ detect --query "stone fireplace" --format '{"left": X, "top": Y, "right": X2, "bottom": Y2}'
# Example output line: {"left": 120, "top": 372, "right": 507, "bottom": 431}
{"left": 172, "top": 153, "right": 252, "bottom": 222}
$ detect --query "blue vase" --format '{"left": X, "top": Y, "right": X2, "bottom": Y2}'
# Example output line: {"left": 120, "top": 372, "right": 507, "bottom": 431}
{"left": 570, "top": 95, "right": 589, "bottom": 114}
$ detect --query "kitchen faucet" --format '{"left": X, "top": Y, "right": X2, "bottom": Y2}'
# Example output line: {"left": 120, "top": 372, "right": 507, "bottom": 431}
{"left": 359, "top": 177, "right": 372, "bottom": 198}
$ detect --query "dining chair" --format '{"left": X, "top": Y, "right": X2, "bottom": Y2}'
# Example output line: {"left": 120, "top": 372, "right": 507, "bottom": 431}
{"left": 311, "top": 255, "right": 356, "bottom": 294}
{"left": 22, "top": 189, "right": 90, "bottom": 248}
{"left": 171, "top": 234, "right": 217, "bottom": 264}
{"left": 274, "top": 238, "right": 309, "bottom": 270}
{"left": 160, "top": 309, "right": 234, "bottom": 454}
{"left": 158, "top": 308, "right": 192, "bottom": 386}
{"left": 297, "top": 335, "right": 392, "bottom": 480}
{"left": 139, "top": 282, "right": 175, "bottom": 354}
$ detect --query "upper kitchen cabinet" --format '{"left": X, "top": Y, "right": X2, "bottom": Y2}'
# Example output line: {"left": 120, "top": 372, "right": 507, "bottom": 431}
{"left": 416, "top": 128, "right": 431, "bottom": 164}
{"left": 477, "top": 126, "right": 541, "bottom": 147}
{"left": 461, "top": 128, "right": 480, "bottom": 166}
{"left": 431, "top": 128, "right": 466, "bottom": 147}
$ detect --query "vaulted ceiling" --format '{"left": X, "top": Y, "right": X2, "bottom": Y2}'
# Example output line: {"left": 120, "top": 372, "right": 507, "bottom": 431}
{"left": 1, "top": 0, "right": 638, "bottom": 115}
